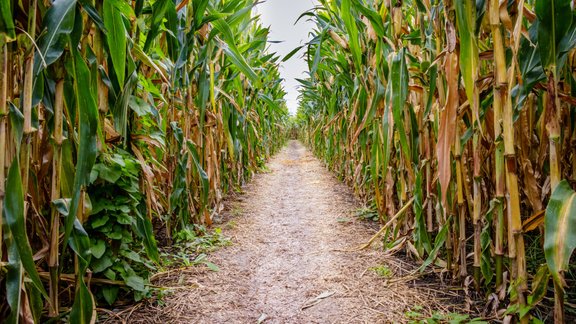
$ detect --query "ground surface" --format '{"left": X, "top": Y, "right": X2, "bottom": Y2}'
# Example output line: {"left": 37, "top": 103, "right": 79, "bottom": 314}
{"left": 111, "top": 141, "right": 465, "bottom": 323}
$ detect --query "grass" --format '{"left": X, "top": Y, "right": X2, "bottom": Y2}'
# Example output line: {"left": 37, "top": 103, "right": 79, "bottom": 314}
{"left": 354, "top": 207, "right": 379, "bottom": 222}
{"left": 370, "top": 264, "right": 393, "bottom": 278}
{"left": 404, "top": 306, "right": 488, "bottom": 324}
{"left": 230, "top": 206, "right": 244, "bottom": 218}
{"left": 225, "top": 220, "right": 238, "bottom": 230}
{"left": 336, "top": 217, "right": 352, "bottom": 223}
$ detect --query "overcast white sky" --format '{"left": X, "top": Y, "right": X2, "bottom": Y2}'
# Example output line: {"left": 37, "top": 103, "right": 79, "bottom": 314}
{"left": 255, "top": 0, "right": 318, "bottom": 115}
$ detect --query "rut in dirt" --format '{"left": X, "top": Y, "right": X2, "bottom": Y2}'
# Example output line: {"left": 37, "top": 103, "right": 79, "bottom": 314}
{"left": 118, "top": 141, "right": 464, "bottom": 323}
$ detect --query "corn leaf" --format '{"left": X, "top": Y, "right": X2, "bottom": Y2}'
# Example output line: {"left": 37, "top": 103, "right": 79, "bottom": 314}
{"left": 62, "top": 48, "right": 98, "bottom": 255}
{"left": 34, "top": 0, "right": 77, "bottom": 74}
{"left": 103, "top": 0, "right": 126, "bottom": 86}
{"left": 194, "top": 0, "right": 210, "bottom": 29}
{"left": 143, "top": 0, "right": 171, "bottom": 52}
{"left": 340, "top": 0, "right": 362, "bottom": 71}
{"left": 187, "top": 141, "right": 210, "bottom": 210}
{"left": 455, "top": 0, "right": 478, "bottom": 105}
{"left": 211, "top": 18, "right": 259, "bottom": 84}
{"left": 135, "top": 208, "right": 160, "bottom": 264}
{"left": 0, "top": 0, "right": 15, "bottom": 40}
{"left": 78, "top": 1, "right": 106, "bottom": 32}
{"left": 69, "top": 269, "right": 96, "bottom": 324}
{"left": 544, "top": 180, "right": 576, "bottom": 288}
{"left": 535, "top": 0, "right": 573, "bottom": 71}
{"left": 4, "top": 159, "right": 47, "bottom": 297}
{"left": 5, "top": 101, "right": 44, "bottom": 304}
{"left": 5, "top": 231, "right": 22, "bottom": 324}
{"left": 351, "top": 1, "right": 384, "bottom": 37}
{"left": 62, "top": 48, "right": 99, "bottom": 324}
{"left": 390, "top": 49, "right": 411, "bottom": 162}
{"left": 283, "top": 45, "right": 305, "bottom": 62}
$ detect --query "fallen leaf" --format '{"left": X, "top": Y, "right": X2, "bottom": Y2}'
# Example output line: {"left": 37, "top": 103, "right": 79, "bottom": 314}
{"left": 257, "top": 313, "right": 268, "bottom": 323}
{"left": 301, "top": 291, "right": 336, "bottom": 310}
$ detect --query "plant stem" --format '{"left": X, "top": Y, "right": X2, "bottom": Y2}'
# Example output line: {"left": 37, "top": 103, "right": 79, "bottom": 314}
{"left": 48, "top": 79, "right": 64, "bottom": 318}
{"left": 21, "top": 0, "right": 38, "bottom": 219}
{"left": 0, "top": 43, "right": 7, "bottom": 258}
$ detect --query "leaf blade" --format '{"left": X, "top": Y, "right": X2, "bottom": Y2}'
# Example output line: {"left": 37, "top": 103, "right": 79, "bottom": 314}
{"left": 103, "top": 0, "right": 127, "bottom": 86}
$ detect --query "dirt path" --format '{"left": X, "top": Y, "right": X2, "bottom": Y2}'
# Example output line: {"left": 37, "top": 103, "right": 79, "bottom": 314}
{"left": 121, "top": 141, "right": 461, "bottom": 323}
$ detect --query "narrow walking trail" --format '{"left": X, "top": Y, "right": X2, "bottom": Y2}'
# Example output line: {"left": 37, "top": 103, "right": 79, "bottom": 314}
{"left": 122, "top": 141, "right": 461, "bottom": 323}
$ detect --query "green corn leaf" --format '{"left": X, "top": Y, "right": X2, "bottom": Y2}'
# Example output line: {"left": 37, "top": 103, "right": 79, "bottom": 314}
{"left": 112, "top": 72, "right": 138, "bottom": 143}
{"left": 420, "top": 218, "right": 450, "bottom": 272}
{"left": 413, "top": 168, "right": 431, "bottom": 255}
{"left": 544, "top": 180, "right": 576, "bottom": 288}
{"left": 535, "top": 0, "right": 573, "bottom": 72}
{"left": 78, "top": 1, "right": 106, "bottom": 32}
{"left": 283, "top": 45, "right": 305, "bottom": 62}
{"left": 211, "top": 18, "right": 259, "bottom": 84}
{"left": 69, "top": 274, "right": 96, "bottom": 324}
{"left": 341, "top": 0, "right": 362, "bottom": 71}
{"left": 455, "top": 0, "right": 478, "bottom": 105}
{"left": 70, "top": 218, "right": 92, "bottom": 264}
{"left": 134, "top": 205, "right": 160, "bottom": 264}
{"left": 187, "top": 141, "right": 210, "bottom": 210}
{"left": 390, "top": 49, "right": 411, "bottom": 162}
{"left": 370, "top": 124, "right": 379, "bottom": 192}
{"left": 165, "top": 2, "right": 179, "bottom": 61}
{"left": 529, "top": 264, "right": 551, "bottom": 306}
{"left": 381, "top": 104, "right": 392, "bottom": 182}
{"left": 194, "top": 0, "right": 210, "bottom": 30}
{"left": 351, "top": 1, "right": 384, "bottom": 37}
{"left": 8, "top": 103, "right": 23, "bottom": 152}
{"left": 60, "top": 48, "right": 98, "bottom": 324}
{"left": 106, "top": 0, "right": 136, "bottom": 18}
{"left": 143, "top": 0, "right": 171, "bottom": 52}
{"left": 4, "top": 159, "right": 47, "bottom": 298}
{"left": 424, "top": 64, "right": 437, "bottom": 116}
{"left": 4, "top": 219, "right": 23, "bottom": 324}
{"left": 64, "top": 202, "right": 93, "bottom": 322}
{"left": 309, "top": 32, "right": 325, "bottom": 77}
{"left": 0, "top": 0, "right": 16, "bottom": 40}
{"left": 481, "top": 199, "right": 499, "bottom": 285}
{"left": 62, "top": 48, "right": 98, "bottom": 257}
{"left": 103, "top": 0, "right": 127, "bottom": 86}
{"left": 34, "top": 0, "right": 77, "bottom": 75}
{"left": 225, "top": 0, "right": 257, "bottom": 28}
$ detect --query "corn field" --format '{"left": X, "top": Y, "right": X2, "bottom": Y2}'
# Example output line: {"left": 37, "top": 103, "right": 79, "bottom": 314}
{"left": 297, "top": 0, "right": 576, "bottom": 322}
{"left": 0, "top": 0, "right": 287, "bottom": 322}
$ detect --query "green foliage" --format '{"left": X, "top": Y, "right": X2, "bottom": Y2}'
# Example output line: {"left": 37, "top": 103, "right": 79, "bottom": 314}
{"left": 103, "top": 0, "right": 127, "bottom": 86}
{"left": 535, "top": 0, "right": 573, "bottom": 71}
{"left": 161, "top": 226, "right": 230, "bottom": 270}
{"left": 354, "top": 207, "right": 379, "bottom": 222}
{"left": 404, "top": 306, "right": 488, "bottom": 324}
{"left": 544, "top": 180, "right": 576, "bottom": 288}
{"left": 369, "top": 265, "right": 393, "bottom": 278}
{"left": 455, "top": 0, "right": 479, "bottom": 104}
{"left": 4, "top": 159, "right": 46, "bottom": 299}
{"left": 33, "top": 0, "right": 77, "bottom": 74}
{"left": 0, "top": 0, "right": 15, "bottom": 41}
{"left": 87, "top": 149, "right": 158, "bottom": 304}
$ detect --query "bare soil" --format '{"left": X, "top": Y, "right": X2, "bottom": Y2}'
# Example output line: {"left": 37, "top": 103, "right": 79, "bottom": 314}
{"left": 111, "top": 141, "right": 468, "bottom": 323}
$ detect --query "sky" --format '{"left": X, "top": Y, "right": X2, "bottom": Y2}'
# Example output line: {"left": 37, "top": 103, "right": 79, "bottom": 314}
{"left": 255, "top": 0, "right": 318, "bottom": 115}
